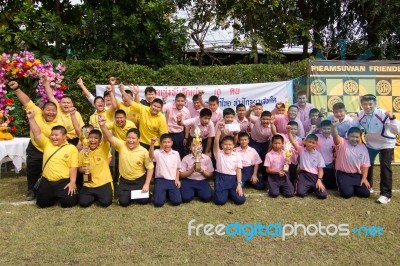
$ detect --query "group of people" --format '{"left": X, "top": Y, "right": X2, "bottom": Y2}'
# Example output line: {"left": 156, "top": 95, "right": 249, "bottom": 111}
{"left": 7, "top": 76, "right": 399, "bottom": 208}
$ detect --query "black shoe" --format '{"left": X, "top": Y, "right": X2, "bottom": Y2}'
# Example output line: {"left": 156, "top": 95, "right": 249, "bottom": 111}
{"left": 26, "top": 190, "right": 35, "bottom": 201}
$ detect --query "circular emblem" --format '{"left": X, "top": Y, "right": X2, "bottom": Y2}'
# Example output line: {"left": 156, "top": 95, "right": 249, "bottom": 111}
{"left": 327, "top": 96, "right": 343, "bottom": 111}
{"left": 310, "top": 80, "right": 326, "bottom": 95}
{"left": 343, "top": 80, "right": 359, "bottom": 95}
{"left": 393, "top": 97, "right": 400, "bottom": 112}
{"left": 376, "top": 80, "right": 391, "bottom": 95}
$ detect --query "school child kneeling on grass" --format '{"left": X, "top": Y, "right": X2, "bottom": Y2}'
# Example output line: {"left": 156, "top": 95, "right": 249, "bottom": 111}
{"left": 150, "top": 134, "right": 182, "bottom": 207}
{"left": 213, "top": 122, "right": 245, "bottom": 205}
{"left": 264, "top": 134, "right": 294, "bottom": 197}
{"left": 179, "top": 138, "right": 214, "bottom": 203}
{"left": 287, "top": 125, "right": 327, "bottom": 199}
{"left": 332, "top": 121, "right": 371, "bottom": 199}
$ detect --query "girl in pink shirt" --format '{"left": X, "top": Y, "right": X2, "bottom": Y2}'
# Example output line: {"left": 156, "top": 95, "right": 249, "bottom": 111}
{"left": 264, "top": 135, "right": 294, "bottom": 197}
{"left": 332, "top": 121, "right": 371, "bottom": 199}
{"left": 213, "top": 123, "right": 245, "bottom": 205}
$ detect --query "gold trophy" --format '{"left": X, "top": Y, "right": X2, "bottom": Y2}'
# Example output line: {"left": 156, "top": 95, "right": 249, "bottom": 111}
{"left": 283, "top": 142, "right": 292, "bottom": 172}
{"left": 193, "top": 127, "right": 202, "bottom": 172}
{"left": 82, "top": 128, "right": 92, "bottom": 183}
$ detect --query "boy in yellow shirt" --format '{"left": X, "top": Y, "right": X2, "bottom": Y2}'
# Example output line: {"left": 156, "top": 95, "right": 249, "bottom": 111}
{"left": 78, "top": 129, "right": 113, "bottom": 207}
{"left": 26, "top": 110, "right": 79, "bottom": 208}
{"left": 99, "top": 115, "right": 154, "bottom": 207}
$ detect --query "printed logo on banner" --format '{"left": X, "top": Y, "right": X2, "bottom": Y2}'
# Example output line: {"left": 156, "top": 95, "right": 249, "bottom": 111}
{"left": 393, "top": 97, "right": 400, "bottom": 113}
{"left": 327, "top": 96, "right": 343, "bottom": 111}
{"left": 343, "top": 80, "right": 359, "bottom": 95}
{"left": 310, "top": 80, "right": 326, "bottom": 95}
{"left": 376, "top": 80, "right": 392, "bottom": 96}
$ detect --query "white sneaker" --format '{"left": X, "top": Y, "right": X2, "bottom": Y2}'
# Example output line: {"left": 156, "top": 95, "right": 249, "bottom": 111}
{"left": 376, "top": 196, "right": 391, "bottom": 204}
{"left": 369, "top": 188, "right": 374, "bottom": 194}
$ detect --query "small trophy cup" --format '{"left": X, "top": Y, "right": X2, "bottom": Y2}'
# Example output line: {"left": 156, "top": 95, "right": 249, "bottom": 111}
{"left": 82, "top": 128, "right": 92, "bottom": 183}
{"left": 283, "top": 142, "right": 292, "bottom": 172}
{"left": 193, "top": 127, "right": 202, "bottom": 172}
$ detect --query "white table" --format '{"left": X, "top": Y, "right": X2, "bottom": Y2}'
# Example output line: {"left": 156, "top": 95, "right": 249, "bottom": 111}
{"left": 0, "top": 137, "right": 30, "bottom": 173}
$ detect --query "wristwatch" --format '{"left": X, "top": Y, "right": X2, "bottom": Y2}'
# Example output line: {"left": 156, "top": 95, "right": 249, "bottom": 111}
{"left": 238, "top": 181, "right": 243, "bottom": 187}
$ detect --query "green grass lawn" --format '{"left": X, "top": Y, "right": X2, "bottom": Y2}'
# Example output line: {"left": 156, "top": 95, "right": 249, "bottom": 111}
{"left": 0, "top": 168, "right": 399, "bottom": 265}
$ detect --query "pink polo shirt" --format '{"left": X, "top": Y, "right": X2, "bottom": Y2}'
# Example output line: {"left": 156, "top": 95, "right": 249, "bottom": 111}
{"left": 264, "top": 149, "right": 285, "bottom": 172}
{"left": 153, "top": 149, "right": 181, "bottom": 180}
{"left": 180, "top": 153, "right": 214, "bottom": 180}
{"left": 236, "top": 116, "right": 251, "bottom": 132}
{"left": 295, "top": 102, "right": 315, "bottom": 124}
{"left": 274, "top": 114, "right": 305, "bottom": 138}
{"left": 215, "top": 150, "right": 242, "bottom": 175}
{"left": 163, "top": 102, "right": 191, "bottom": 133}
{"left": 295, "top": 146, "right": 325, "bottom": 175}
{"left": 250, "top": 115, "right": 273, "bottom": 143}
{"left": 236, "top": 146, "right": 262, "bottom": 167}
{"left": 211, "top": 108, "right": 223, "bottom": 125}
{"left": 316, "top": 134, "right": 334, "bottom": 165}
{"left": 335, "top": 137, "right": 370, "bottom": 174}
{"left": 182, "top": 117, "right": 215, "bottom": 138}
{"left": 186, "top": 101, "right": 202, "bottom": 118}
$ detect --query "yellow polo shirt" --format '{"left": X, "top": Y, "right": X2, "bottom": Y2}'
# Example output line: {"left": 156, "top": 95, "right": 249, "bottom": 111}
{"left": 117, "top": 101, "right": 140, "bottom": 127}
{"left": 55, "top": 103, "right": 84, "bottom": 139}
{"left": 78, "top": 141, "right": 112, "bottom": 188}
{"left": 24, "top": 100, "right": 60, "bottom": 152}
{"left": 114, "top": 138, "right": 154, "bottom": 180}
{"left": 89, "top": 109, "right": 114, "bottom": 128}
{"left": 106, "top": 120, "right": 136, "bottom": 141}
{"left": 36, "top": 136, "right": 79, "bottom": 182}
{"left": 130, "top": 102, "right": 168, "bottom": 146}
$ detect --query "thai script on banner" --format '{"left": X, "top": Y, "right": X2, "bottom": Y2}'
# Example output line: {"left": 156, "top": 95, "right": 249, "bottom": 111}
{"left": 96, "top": 81, "right": 293, "bottom": 110}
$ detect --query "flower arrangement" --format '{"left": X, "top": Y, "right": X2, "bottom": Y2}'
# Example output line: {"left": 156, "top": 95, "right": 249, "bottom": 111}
{"left": 0, "top": 51, "right": 67, "bottom": 137}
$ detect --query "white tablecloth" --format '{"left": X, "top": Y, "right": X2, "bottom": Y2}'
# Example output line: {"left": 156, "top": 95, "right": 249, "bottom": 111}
{"left": 0, "top": 137, "right": 30, "bottom": 173}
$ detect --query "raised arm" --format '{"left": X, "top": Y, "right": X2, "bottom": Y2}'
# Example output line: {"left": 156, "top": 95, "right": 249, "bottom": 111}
{"left": 213, "top": 122, "right": 224, "bottom": 157}
{"left": 286, "top": 125, "right": 299, "bottom": 150}
{"left": 42, "top": 75, "right": 58, "bottom": 104}
{"left": 149, "top": 136, "right": 157, "bottom": 160}
{"left": 70, "top": 107, "right": 81, "bottom": 137}
{"left": 130, "top": 84, "right": 140, "bottom": 103}
{"left": 76, "top": 77, "right": 94, "bottom": 102}
{"left": 98, "top": 114, "right": 114, "bottom": 146}
{"left": 118, "top": 83, "right": 133, "bottom": 105}
{"left": 8, "top": 81, "right": 31, "bottom": 107}
{"left": 26, "top": 109, "right": 41, "bottom": 141}
{"left": 245, "top": 103, "right": 255, "bottom": 119}
{"left": 198, "top": 90, "right": 207, "bottom": 108}
{"left": 331, "top": 119, "right": 340, "bottom": 145}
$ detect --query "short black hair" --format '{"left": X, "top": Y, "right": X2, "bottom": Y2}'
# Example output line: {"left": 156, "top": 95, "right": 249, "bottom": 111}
{"left": 305, "top": 133, "right": 318, "bottom": 141}
{"left": 320, "top": 120, "right": 332, "bottom": 127}
{"left": 42, "top": 101, "right": 57, "bottom": 110}
{"left": 200, "top": 108, "right": 212, "bottom": 117}
{"left": 52, "top": 125, "right": 67, "bottom": 135}
{"left": 261, "top": 111, "right": 272, "bottom": 118}
{"left": 175, "top": 93, "right": 186, "bottom": 100}
{"left": 360, "top": 94, "right": 376, "bottom": 103}
{"left": 144, "top": 86, "right": 156, "bottom": 95}
{"left": 309, "top": 108, "right": 320, "bottom": 115}
{"left": 124, "top": 90, "right": 133, "bottom": 97}
{"left": 127, "top": 128, "right": 140, "bottom": 138}
{"left": 238, "top": 131, "right": 250, "bottom": 139}
{"left": 209, "top": 95, "right": 219, "bottom": 104}
{"left": 332, "top": 102, "right": 346, "bottom": 111}
{"left": 288, "top": 105, "right": 299, "bottom": 111}
{"left": 151, "top": 98, "right": 164, "bottom": 107}
{"left": 271, "top": 134, "right": 284, "bottom": 143}
{"left": 255, "top": 103, "right": 263, "bottom": 107}
{"left": 236, "top": 104, "right": 245, "bottom": 111}
{"left": 192, "top": 94, "right": 200, "bottom": 101}
{"left": 115, "top": 109, "right": 127, "bottom": 117}
{"left": 221, "top": 135, "right": 234, "bottom": 144}
{"left": 288, "top": 120, "right": 298, "bottom": 127}
{"left": 94, "top": 96, "right": 104, "bottom": 104}
{"left": 160, "top": 133, "right": 172, "bottom": 142}
{"left": 347, "top": 127, "right": 362, "bottom": 135}
{"left": 223, "top": 108, "right": 235, "bottom": 117}
{"left": 89, "top": 129, "right": 102, "bottom": 139}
